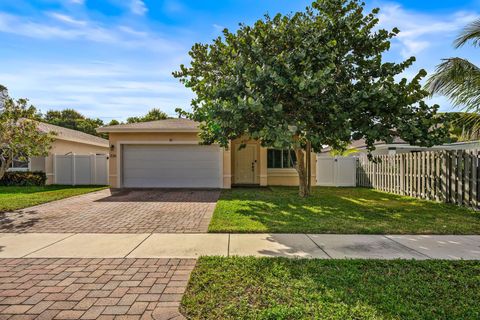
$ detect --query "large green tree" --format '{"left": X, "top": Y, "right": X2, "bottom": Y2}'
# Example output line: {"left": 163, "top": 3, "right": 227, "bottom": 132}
{"left": 43, "top": 109, "right": 105, "bottom": 137}
{"left": 0, "top": 87, "right": 55, "bottom": 180}
{"left": 174, "top": 0, "right": 448, "bottom": 196}
{"left": 126, "top": 108, "right": 168, "bottom": 123}
{"left": 427, "top": 19, "right": 480, "bottom": 139}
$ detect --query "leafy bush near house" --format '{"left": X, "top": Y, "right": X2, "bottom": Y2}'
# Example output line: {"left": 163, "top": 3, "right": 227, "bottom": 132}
{"left": 0, "top": 171, "right": 47, "bottom": 186}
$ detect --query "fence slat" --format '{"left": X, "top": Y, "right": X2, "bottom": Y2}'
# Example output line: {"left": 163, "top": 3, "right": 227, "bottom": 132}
{"left": 465, "top": 151, "right": 471, "bottom": 206}
{"left": 473, "top": 150, "right": 478, "bottom": 208}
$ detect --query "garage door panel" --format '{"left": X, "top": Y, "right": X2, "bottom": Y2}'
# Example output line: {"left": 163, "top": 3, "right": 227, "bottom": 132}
{"left": 123, "top": 161, "right": 219, "bottom": 171}
{"left": 124, "top": 169, "right": 220, "bottom": 179}
{"left": 125, "top": 178, "right": 220, "bottom": 188}
{"left": 122, "top": 145, "right": 222, "bottom": 188}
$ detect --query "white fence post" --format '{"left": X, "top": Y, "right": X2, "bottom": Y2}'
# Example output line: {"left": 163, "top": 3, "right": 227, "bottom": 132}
{"left": 53, "top": 154, "right": 57, "bottom": 184}
{"left": 91, "top": 154, "right": 96, "bottom": 185}
{"left": 72, "top": 153, "right": 76, "bottom": 186}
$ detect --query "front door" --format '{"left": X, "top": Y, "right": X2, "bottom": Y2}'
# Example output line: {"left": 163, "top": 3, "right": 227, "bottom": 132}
{"left": 234, "top": 144, "right": 257, "bottom": 184}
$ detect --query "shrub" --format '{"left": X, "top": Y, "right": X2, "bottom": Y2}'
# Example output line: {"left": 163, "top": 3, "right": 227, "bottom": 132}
{"left": 0, "top": 171, "right": 47, "bottom": 186}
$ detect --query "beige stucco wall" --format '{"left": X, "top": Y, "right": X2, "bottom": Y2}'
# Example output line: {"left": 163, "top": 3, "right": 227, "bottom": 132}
{"left": 107, "top": 132, "right": 232, "bottom": 189}
{"left": 42, "top": 139, "right": 109, "bottom": 184}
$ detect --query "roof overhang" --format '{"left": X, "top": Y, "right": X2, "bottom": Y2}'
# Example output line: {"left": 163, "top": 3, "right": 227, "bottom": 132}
{"left": 54, "top": 135, "right": 110, "bottom": 148}
{"left": 96, "top": 128, "right": 200, "bottom": 133}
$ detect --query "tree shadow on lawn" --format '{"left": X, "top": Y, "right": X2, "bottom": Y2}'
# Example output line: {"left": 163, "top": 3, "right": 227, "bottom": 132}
{"left": 181, "top": 257, "right": 480, "bottom": 319}
{"left": 211, "top": 187, "right": 480, "bottom": 234}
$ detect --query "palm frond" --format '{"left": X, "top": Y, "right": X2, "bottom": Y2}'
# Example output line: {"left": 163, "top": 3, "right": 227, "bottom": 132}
{"left": 454, "top": 19, "right": 480, "bottom": 48}
{"left": 452, "top": 113, "right": 480, "bottom": 141}
{"left": 427, "top": 57, "right": 480, "bottom": 110}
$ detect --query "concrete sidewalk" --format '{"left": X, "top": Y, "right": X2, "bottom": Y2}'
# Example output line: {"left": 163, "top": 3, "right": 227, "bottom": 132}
{"left": 0, "top": 233, "right": 479, "bottom": 260}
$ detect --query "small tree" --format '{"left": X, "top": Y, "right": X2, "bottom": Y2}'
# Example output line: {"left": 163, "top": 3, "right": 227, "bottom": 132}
{"left": 0, "top": 91, "right": 55, "bottom": 180}
{"left": 127, "top": 108, "right": 168, "bottom": 123}
{"left": 174, "top": 0, "right": 448, "bottom": 197}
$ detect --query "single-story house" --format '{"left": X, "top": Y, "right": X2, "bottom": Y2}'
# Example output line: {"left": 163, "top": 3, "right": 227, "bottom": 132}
{"left": 9, "top": 122, "right": 109, "bottom": 184}
{"left": 319, "top": 138, "right": 480, "bottom": 157}
{"left": 96, "top": 118, "right": 317, "bottom": 189}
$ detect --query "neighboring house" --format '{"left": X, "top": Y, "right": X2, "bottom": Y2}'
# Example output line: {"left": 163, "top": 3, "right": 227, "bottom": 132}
{"left": 9, "top": 122, "right": 109, "bottom": 184}
{"left": 319, "top": 138, "right": 480, "bottom": 157}
{"left": 97, "top": 118, "right": 317, "bottom": 189}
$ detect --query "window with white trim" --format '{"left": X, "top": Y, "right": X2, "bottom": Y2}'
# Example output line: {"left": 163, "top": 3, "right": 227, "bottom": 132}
{"left": 8, "top": 156, "right": 29, "bottom": 171}
{"left": 267, "top": 149, "right": 297, "bottom": 169}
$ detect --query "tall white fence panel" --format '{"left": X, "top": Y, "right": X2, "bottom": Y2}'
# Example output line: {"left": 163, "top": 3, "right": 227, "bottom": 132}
{"left": 54, "top": 154, "right": 108, "bottom": 185}
{"left": 316, "top": 156, "right": 356, "bottom": 187}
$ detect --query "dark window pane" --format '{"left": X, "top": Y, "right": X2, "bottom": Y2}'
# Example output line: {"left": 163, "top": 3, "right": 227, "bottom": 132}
{"left": 267, "top": 149, "right": 283, "bottom": 168}
{"left": 267, "top": 149, "right": 275, "bottom": 168}
{"left": 283, "top": 149, "right": 296, "bottom": 168}
{"left": 273, "top": 150, "right": 282, "bottom": 168}
{"left": 282, "top": 150, "right": 289, "bottom": 168}
{"left": 12, "top": 157, "right": 28, "bottom": 169}
{"left": 289, "top": 150, "right": 297, "bottom": 167}
{"left": 268, "top": 149, "right": 297, "bottom": 168}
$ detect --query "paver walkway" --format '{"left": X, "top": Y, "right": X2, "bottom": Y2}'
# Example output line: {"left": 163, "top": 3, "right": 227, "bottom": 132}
{"left": 1, "top": 233, "right": 479, "bottom": 260}
{"left": 0, "top": 189, "right": 219, "bottom": 234}
{"left": 0, "top": 258, "right": 194, "bottom": 320}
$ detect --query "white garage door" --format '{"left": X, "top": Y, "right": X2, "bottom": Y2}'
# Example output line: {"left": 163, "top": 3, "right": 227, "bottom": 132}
{"left": 122, "top": 144, "right": 222, "bottom": 188}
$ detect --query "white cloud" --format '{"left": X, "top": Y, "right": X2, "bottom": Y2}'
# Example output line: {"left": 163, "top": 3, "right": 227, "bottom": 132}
{"left": 48, "top": 12, "right": 87, "bottom": 26}
{"left": 378, "top": 4, "right": 479, "bottom": 58}
{"left": 70, "top": 0, "right": 84, "bottom": 4}
{"left": 0, "top": 11, "right": 180, "bottom": 52}
{"left": 130, "top": 0, "right": 148, "bottom": 16}
{"left": 400, "top": 39, "right": 430, "bottom": 59}
{"left": 163, "top": 0, "right": 184, "bottom": 14}
{"left": 213, "top": 24, "right": 225, "bottom": 32}
{"left": 0, "top": 61, "right": 194, "bottom": 121}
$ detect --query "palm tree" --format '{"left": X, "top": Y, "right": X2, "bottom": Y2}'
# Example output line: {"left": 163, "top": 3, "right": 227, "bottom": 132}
{"left": 427, "top": 19, "right": 480, "bottom": 140}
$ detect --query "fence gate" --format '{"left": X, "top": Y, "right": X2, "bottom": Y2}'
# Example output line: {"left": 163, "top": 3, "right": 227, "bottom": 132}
{"left": 54, "top": 154, "right": 108, "bottom": 185}
{"left": 317, "top": 156, "right": 356, "bottom": 187}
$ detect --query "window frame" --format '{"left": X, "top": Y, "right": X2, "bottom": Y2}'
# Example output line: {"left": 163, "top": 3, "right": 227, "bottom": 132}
{"left": 267, "top": 149, "right": 297, "bottom": 169}
{"left": 7, "top": 156, "right": 31, "bottom": 172}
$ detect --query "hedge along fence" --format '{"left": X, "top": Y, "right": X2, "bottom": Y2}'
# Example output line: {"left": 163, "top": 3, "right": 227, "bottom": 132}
{"left": 0, "top": 171, "right": 47, "bottom": 186}
{"left": 356, "top": 149, "right": 479, "bottom": 209}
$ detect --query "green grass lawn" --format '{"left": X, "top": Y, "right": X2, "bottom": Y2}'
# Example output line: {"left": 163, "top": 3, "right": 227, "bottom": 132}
{"left": 208, "top": 187, "right": 480, "bottom": 234}
{"left": 0, "top": 185, "right": 107, "bottom": 212}
{"left": 181, "top": 257, "right": 480, "bottom": 320}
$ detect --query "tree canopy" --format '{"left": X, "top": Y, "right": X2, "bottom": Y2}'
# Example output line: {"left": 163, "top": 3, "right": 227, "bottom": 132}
{"left": 126, "top": 108, "right": 168, "bottom": 123}
{"left": 174, "top": 0, "right": 449, "bottom": 196}
{"left": 42, "top": 109, "right": 105, "bottom": 137}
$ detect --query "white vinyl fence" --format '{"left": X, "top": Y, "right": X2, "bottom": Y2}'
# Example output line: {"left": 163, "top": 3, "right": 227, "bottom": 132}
{"left": 53, "top": 154, "right": 108, "bottom": 185}
{"left": 316, "top": 156, "right": 356, "bottom": 187}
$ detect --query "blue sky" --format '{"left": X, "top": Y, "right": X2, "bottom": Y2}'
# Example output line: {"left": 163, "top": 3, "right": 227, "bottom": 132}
{"left": 0, "top": 0, "right": 479, "bottom": 122}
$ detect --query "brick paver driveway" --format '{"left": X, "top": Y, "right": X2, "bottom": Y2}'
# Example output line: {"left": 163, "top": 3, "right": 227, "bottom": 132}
{"left": 0, "top": 189, "right": 220, "bottom": 233}
{"left": 0, "top": 258, "right": 194, "bottom": 319}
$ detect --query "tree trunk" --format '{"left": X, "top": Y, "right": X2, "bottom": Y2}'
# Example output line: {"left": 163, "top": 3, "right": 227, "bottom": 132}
{"left": 295, "top": 148, "right": 310, "bottom": 197}
{"left": 0, "top": 157, "right": 11, "bottom": 181}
